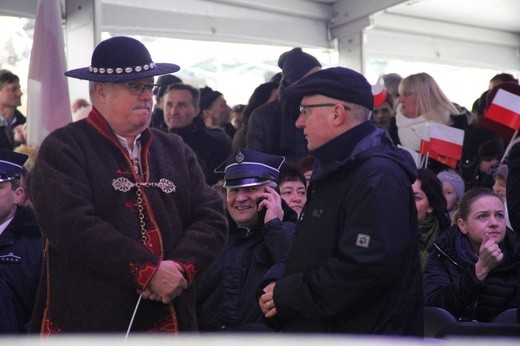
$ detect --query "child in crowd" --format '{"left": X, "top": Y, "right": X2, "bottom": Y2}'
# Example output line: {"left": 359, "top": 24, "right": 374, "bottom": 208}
{"left": 437, "top": 170, "right": 465, "bottom": 221}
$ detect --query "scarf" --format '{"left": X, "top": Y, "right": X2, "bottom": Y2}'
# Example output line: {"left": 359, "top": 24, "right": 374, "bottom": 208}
{"left": 418, "top": 213, "right": 440, "bottom": 271}
{"left": 455, "top": 231, "right": 479, "bottom": 265}
{"left": 395, "top": 111, "right": 428, "bottom": 152}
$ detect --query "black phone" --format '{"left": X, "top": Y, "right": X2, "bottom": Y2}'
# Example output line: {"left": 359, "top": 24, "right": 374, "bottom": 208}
{"left": 256, "top": 197, "right": 267, "bottom": 221}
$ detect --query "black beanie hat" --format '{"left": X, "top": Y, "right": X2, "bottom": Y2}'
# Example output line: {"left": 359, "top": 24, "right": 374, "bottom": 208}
{"left": 278, "top": 48, "right": 321, "bottom": 85}
{"left": 156, "top": 74, "right": 182, "bottom": 98}
{"left": 199, "top": 86, "right": 223, "bottom": 111}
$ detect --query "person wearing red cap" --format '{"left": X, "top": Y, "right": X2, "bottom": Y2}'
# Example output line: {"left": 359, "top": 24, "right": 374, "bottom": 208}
{"left": 29, "top": 36, "right": 227, "bottom": 333}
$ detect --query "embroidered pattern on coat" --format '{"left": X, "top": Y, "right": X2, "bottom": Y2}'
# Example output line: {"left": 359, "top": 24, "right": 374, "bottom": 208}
{"left": 129, "top": 262, "right": 157, "bottom": 289}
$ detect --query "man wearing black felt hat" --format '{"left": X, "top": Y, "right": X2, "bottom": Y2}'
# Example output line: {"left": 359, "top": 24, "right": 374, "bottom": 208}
{"left": 0, "top": 149, "right": 42, "bottom": 333}
{"left": 29, "top": 36, "right": 227, "bottom": 333}
{"left": 258, "top": 67, "right": 423, "bottom": 336}
{"left": 196, "top": 148, "right": 296, "bottom": 331}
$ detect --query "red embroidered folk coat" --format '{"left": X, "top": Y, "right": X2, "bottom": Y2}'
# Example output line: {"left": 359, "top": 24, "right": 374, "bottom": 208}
{"left": 29, "top": 109, "right": 228, "bottom": 333}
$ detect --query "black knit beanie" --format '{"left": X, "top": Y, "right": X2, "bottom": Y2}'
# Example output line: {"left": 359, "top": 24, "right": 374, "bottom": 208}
{"left": 278, "top": 48, "right": 321, "bottom": 85}
{"left": 199, "top": 86, "right": 223, "bottom": 111}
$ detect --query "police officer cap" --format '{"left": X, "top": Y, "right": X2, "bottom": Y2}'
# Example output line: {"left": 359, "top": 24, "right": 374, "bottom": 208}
{"left": 0, "top": 149, "right": 28, "bottom": 183}
{"left": 215, "top": 148, "right": 285, "bottom": 189}
{"left": 284, "top": 66, "right": 374, "bottom": 110}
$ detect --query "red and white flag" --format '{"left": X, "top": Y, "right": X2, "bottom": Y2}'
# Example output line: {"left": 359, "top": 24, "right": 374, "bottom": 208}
{"left": 27, "top": 0, "right": 71, "bottom": 147}
{"left": 484, "top": 88, "right": 520, "bottom": 130}
{"left": 419, "top": 123, "right": 464, "bottom": 169}
{"left": 371, "top": 77, "right": 387, "bottom": 107}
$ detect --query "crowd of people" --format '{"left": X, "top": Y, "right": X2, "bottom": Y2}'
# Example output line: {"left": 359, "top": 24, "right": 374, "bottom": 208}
{"left": 1, "top": 35, "right": 520, "bottom": 337}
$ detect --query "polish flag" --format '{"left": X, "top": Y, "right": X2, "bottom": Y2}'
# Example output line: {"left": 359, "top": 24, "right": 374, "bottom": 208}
{"left": 419, "top": 123, "right": 464, "bottom": 169}
{"left": 26, "top": 0, "right": 71, "bottom": 147}
{"left": 371, "top": 77, "right": 387, "bottom": 107}
{"left": 484, "top": 88, "right": 520, "bottom": 130}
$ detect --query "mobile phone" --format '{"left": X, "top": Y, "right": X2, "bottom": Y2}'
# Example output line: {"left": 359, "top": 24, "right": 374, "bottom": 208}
{"left": 256, "top": 197, "right": 267, "bottom": 221}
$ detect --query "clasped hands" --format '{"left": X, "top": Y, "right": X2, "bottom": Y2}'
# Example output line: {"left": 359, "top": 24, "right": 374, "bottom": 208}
{"left": 139, "top": 260, "right": 188, "bottom": 304}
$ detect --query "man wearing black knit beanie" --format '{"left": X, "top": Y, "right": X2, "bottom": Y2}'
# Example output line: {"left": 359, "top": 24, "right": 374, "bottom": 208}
{"left": 246, "top": 48, "right": 321, "bottom": 164}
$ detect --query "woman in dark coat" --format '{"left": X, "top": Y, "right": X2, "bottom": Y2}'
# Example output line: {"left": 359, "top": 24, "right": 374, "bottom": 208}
{"left": 423, "top": 187, "right": 520, "bottom": 322}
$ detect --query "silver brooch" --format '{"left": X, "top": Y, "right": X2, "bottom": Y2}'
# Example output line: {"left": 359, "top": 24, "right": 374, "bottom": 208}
{"left": 112, "top": 177, "right": 134, "bottom": 192}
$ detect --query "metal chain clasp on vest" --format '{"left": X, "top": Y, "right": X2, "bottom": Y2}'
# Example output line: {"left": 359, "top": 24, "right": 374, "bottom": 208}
{"left": 112, "top": 177, "right": 176, "bottom": 243}
{"left": 112, "top": 177, "right": 176, "bottom": 193}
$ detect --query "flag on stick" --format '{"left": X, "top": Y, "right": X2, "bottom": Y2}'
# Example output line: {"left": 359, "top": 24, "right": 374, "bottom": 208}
{"left": 419, "top": 123, "right": 464, "bottom": 169}
{"left": 27, "top": 0, "right": 71, "bottom": 147}
{"left": 484, "top": 88, "right": 520, "bottom": 130}
{"left": 371, "top": 77, "right": 387, "bottom": 107}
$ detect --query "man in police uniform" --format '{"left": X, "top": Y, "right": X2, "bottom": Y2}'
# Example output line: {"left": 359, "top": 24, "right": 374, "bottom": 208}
{"left": 0, "top": 149, "right": 42, "bottom": 333}
{"left": 196, "top": 148, "right": 297, "bottom": 331}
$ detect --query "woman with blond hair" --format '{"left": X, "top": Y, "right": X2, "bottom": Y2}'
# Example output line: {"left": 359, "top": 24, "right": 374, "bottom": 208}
{"left": 388, "top": 72, "right": 471, "bottom": 172}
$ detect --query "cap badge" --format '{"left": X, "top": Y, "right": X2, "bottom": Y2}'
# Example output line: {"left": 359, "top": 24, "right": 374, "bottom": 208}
{"left": 236, "top": 150, "right": 245, "bottom": 163}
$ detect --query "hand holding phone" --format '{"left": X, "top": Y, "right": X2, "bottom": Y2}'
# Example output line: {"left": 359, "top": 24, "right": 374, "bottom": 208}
{"left": 256, "top": 186, "right": 284, "bottom": 224}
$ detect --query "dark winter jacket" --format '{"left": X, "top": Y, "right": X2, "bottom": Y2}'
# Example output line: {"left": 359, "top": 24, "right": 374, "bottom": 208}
{"left": 0, "top": 110, "right": 26, "bottom": 150}
{"left": 164, "top": 116, "right": 231, "bottom": 185}
{"left": 196, "top": 203, "right": 296, "bottom": 331}
{"left": 507, "top": 142, "right": 520, "bottom": 232}
{"left": 271, "top": 121, "right": 423, "bottom": 335}
{"left": 246, "top": 98, "right": 308, "bottom": 165}
{"left": 0, "top": 206, "right": 42, "bottom": 333}
{"left": 423, "top": 226, "right": 520, "bottom": 322}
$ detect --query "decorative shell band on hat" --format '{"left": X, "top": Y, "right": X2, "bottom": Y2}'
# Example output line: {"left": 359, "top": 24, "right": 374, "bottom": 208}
{"left": 88, "top": 63, "right": 156, "bottom": 75}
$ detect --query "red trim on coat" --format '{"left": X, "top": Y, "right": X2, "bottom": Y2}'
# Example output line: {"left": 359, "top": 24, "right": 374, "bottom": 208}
{"left": 129, "top": 262, "right": 158, "bottom": 290}
{"left": 147, "top": 308, "right": 179, "bottom": 333}
{"left": 41, "top": 317, "right": 62, "bottom": 334}
{"left": 174, "top": 261, "right": 196, "bottom": 285}
{"left": 86, "top": 107, "right": 165, "bottom": 260}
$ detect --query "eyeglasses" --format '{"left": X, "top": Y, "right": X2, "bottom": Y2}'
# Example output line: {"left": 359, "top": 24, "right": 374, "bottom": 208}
{"left": 299, "top": 103, "right": 350, "bottom": 114}
{"left": 117, "top": 83, "right": 162, "bottom": 96}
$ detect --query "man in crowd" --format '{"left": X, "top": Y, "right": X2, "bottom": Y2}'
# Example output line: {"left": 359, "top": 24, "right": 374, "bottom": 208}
{"left": 150, "top": 74, "right": 182, "bottom": 129}
{"left": 29, "top": 36, "right": 228, "bottom": 333}
{"left": 196, "top": 148, "right": 296, "bottom": 331}
{"left": 0, "top": 70, "right": 26, "bottom": 150}
{"left": 0, "top": 149, "right": 41, "bottom": 333}
{"left": 199, "top": 86, "right": 235, "bottom": 140}
{"left": 246, "top": 47, "right": 321, "bottom": 164}
{"left": 259, "top": 67, "right": 423, "bottom": 335}
{"left": 161, "top": 83, "right": 230, "bottom": 185}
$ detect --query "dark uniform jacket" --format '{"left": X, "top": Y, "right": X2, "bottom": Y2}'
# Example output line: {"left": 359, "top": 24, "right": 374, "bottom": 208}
{"left": 423, "top": 226, "right": 520, "bottom": 322}
{"left": 196, "top": 204, "right": 296, "bottom": 331}
{"left": 272, "top": 121, "right": 423, "bottom": 335}
{"left": 0, "top": 206, "right": 42, "bottom": 333}
{"left": 29, "top": 108, "right": 228, "bottom": 333}
{"left": 163, "top": 116, "right": 230, "bottom": 186}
